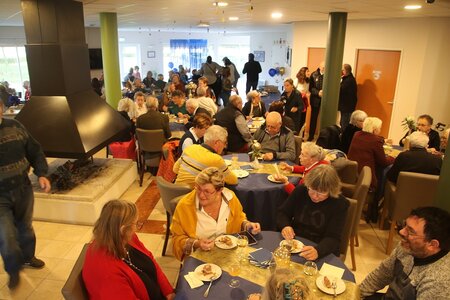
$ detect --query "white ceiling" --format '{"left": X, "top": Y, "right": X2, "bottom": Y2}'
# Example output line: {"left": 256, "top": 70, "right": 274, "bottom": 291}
{"left": 1, "top": 0, "right": 449, "bottom": 33}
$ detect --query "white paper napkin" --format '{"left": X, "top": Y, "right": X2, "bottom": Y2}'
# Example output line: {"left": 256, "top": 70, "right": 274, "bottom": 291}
{"left": 184, "top": 272, "right": 204, "bottom": 289}
{"left": 319, "top": 263, "right": 345, "bottom": 279}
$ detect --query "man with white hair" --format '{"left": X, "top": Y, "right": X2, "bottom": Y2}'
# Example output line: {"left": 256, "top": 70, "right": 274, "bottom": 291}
{"left": 184, "top": 98, "right": 212, "bottom": 130}
{"left": 387, "top": 131, "right": 442, "bottom": 183}
{"left": 196, "top": 86, "right": 217, "bottom": 116}
{"left": 136, "top": 96, "right": 171, "bottom": 139}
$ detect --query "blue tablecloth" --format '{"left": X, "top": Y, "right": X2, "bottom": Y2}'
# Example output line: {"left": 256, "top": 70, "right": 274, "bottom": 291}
{"left": 169, "top": 120, "right": 187, "bottom": 132}
{"left": 261, "top": 92, "right": 281, "bottom": 111}
{"left": 223, "top": 154, "right": 300, "bottom": 231}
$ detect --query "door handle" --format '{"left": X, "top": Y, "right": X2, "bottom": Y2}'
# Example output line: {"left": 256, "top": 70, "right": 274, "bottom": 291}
{"left": 387, "top": 101, "right": 394, "bottom": 105}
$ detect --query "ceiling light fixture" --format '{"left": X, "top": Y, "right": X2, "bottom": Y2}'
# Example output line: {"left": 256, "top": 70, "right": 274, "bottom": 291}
{"left": 404, "top": 4, "right": 422, "bottom": 9}
{"left": 271, "top": 12, "right": 283, "bottom": 19}
{"left": 229, "top": 16, "right": 239, "bottom": 21}
{"left": 213, "top": 2, "right": 228, "bottom": 7}
{"left": 197, "top": 21, "right": 210, "bottom": 27}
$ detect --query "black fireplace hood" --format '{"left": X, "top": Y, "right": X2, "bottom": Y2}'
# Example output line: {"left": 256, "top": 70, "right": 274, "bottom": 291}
{"left": 16, "top": 0, "right": 128, "bottom": 158}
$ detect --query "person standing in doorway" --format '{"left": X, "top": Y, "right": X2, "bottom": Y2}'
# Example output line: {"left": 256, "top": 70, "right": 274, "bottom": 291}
{"left": 308, "top": 62, "right": 324, "bottom": 141}
{"left": 338, "top": 64, "right": 358, "bottom": 131}
{"left": 242, "top": 53, "right": 262, "bottom": 94}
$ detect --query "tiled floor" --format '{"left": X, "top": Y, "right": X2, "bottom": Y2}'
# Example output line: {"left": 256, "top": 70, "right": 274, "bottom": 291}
{"left": 0, "top": 164, "right": 398, "bottom": 299}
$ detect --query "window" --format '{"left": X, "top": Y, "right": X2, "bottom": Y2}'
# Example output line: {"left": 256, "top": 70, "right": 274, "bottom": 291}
{"left": 0, "top": 46, "right": 29, "bottom": 97}
{"left": 119, "top": 44, "right": 140, "bottom": 82}
{"left": 168, "top": 39, "right": 208, "bottom": 72}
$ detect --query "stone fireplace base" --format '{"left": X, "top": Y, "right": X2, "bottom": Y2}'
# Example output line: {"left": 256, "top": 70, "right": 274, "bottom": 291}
{"left": 32, "top": 158, "right": 136, "bottom": 225}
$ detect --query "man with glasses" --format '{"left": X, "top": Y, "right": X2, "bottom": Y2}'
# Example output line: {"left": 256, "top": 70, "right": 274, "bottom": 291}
{"left": 173, "top": 125, "right": 238, "bottom": 187}
{"left": 253, "top": 112, "right": 296, "bottom": 162}
{"left": 360, "top": 207, "right": 450, "bottom": 300}
{"left": 399, "top": 114, "right": 441, "bottom": 151}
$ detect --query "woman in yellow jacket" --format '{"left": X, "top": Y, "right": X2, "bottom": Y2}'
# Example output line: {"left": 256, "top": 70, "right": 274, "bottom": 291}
{"left": 170, "top": 167, "right": 261, "bottom": 260}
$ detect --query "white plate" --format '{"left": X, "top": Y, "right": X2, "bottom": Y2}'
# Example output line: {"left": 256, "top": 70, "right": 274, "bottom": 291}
{"left": 224, "top": 159, "right": 232, "bottom": 166}
{"left": 194, "top": 263, "right": 223, "bottom": 281}
{"left": 252, "top": 117, "right": 264, "bottom": 121}
{"left": 267, "top": 175, "right": 284, "bottom": 183}
{"left": 214, "top": 235, "right": 238, "bottom": 249}
{"left": 233, "top": 169, "right": 249, "bottom": 178}
{"left": 279, "top": 239, "right": 304, "bottom": 254}
{"left": 316, "top": 275, "right": 346, "bottom": 295}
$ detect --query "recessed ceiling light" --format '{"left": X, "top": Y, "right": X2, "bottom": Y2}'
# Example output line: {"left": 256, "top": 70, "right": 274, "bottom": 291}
{"left": 271, "top": 12, "right": 283, "bottom": 19}
{"left": 404, "top": 4, "right": 422, "bottom": 10}
{"left": 197, "top": 21, "right": 210, "bottom": 27}
{"left": 229, "top": 16, "right": 239, "bottom": 21}
{"left": 213, "top": 2, "right": 228, "bottom": 7}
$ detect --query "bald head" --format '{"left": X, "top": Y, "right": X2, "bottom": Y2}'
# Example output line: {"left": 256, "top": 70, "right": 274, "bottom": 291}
{"left": 265, "top": 112, "right": 282, "bottom": 136}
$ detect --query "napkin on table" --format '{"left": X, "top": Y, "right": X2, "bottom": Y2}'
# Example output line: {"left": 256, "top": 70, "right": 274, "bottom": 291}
{"left": 319, "top": 263, "right": 345, "bottom": 279}
{"left": 248, "top": 248, "right": 272, "bottom": 266}
{"left": 184, "top": 271, "right": 204, "bottom": 289}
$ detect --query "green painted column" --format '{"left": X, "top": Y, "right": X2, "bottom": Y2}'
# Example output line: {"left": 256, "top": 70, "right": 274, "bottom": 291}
{"left": 320, "top": 12, "right": 348, "bottom": 128}
{"left": 100, "top": 12, "right": 121, "bottom": 109}
{"left": 435, "top": 139, "right": 450, "bottom": 212}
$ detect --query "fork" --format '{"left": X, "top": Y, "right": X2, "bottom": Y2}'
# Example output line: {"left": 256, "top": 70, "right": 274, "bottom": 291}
{"left": 203, "top": 274, "right": 217, "bottom": 297}
{"left": 331, "top": 278, "right": 337, "bottom": 298}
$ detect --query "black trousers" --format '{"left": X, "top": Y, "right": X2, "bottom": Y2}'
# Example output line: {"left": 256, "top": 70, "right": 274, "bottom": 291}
{"left": 246, "top": 81, "right": 258, "bottom": 94}
{"left": 308, "top": 105, "right": 320, "bottom": 141}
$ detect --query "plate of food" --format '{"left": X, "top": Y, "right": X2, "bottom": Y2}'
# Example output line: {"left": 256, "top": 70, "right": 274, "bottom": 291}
{"left": 224, "top": 159, "right": 232, "bottom": 166}
{"left": 267, "top": 174, "right": 285, "bottom": 183}
{"left": 214, "top": 235, "right": 238, "bottom": 249}
{"left": 233, "top": 169, "right": 249, "bottom": 178}
{"left": 194, "top": 263, "right": 222, "bottom": 281}
{"left": 279, "top": 239, "right": 304, "bottom": 253}
{"left": 316, "top": 275, "right": 346, "bottom": 295}
{"left": 252, "top": 117, "right": 264, "bottom": 121}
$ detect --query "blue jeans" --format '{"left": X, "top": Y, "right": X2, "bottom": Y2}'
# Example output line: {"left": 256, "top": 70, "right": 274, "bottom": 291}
{"left": 0, "top": 179, "right": 36, "bottom": 275}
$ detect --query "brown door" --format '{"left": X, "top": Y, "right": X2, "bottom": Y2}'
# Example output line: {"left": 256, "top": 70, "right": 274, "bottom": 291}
{"left": 304, "top": 48, "right": 325, "bottom": 138}
{"left": 355, "top": 49, "right": 401, "bottom": 138}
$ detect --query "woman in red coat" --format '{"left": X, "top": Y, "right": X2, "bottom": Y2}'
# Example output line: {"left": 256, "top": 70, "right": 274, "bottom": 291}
{"left": 82, "top": 200, "right": 175, "bottom": 300}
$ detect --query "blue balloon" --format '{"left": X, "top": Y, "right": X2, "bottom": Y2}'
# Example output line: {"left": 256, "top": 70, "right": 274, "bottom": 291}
{"left": 268, "top": 68, "right": 277, "bottom": 77}
{"left": 168, "top": 62, "right": 174, "bottom": 69}
{"left": 172, "top": 68, "right": 178, "bottom": 72}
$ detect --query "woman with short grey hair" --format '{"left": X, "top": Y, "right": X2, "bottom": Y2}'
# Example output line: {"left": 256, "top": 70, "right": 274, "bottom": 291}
{"left": 277, "top": 164, "right": 349, "bottom": 261}
{"left": 340, "top": 110, "right": 367, "bottom": 153}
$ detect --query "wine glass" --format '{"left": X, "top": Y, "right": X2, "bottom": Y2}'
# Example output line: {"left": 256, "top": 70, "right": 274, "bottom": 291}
{"left": 237, "top": 235, "right": 249, "bottom": 262}
{"left": 228, "top": 262, "right": 241, "bottom": 288}
{"left": 303, "top": 261, "right": 318, "bottom": 276}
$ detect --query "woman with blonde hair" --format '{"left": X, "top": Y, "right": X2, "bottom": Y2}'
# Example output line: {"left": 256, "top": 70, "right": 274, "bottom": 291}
{"left": 83, "top": 200, "right": 175, "bottom": 300}
{"left": 171, "top": 167, "right": 261, "bottom": 260}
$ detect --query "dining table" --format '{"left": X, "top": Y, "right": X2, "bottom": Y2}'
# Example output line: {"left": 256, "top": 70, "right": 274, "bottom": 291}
{"left": 175, "top": 231, "right": 358, "bottom": 300}
{"left": 223, "top": 153, "right": 301, "bottom": 231}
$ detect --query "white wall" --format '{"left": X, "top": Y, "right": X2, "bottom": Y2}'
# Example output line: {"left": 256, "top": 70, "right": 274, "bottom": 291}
{"left": 291, "top": 17, "right": 450, "bottom": 142}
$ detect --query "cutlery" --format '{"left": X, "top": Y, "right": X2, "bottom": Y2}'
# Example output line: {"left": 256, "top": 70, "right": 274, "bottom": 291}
{"left": 203, "top": 274, "right": 217, "bottom": 297}
{"left": 331, "top": 278, "right": 337, "bottom": 298}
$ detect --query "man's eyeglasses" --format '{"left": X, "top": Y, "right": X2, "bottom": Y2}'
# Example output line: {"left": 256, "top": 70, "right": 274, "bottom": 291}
{"left": 307, "top": 187, "right": 328, "bottom": 197}
{"left": 397, "top": 220, "right": 426, "bottom": 239}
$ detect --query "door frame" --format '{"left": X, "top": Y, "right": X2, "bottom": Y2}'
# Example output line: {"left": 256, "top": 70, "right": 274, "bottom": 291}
{"left": 354, "top": 47, "right": 404, "bottom": 138}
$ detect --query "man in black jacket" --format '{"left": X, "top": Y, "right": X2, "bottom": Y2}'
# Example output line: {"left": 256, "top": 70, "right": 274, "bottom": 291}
{"left": 338, "top": 64, "right": 358, "bottom": 131}
{"left": 308, "top": 62, "right": 324, "bottom": 141}
{"left": 242, "top": 53, "right": 262, "bottom": 93}
{"left": 136, "top": 96, "right": 171, "bottom": 139}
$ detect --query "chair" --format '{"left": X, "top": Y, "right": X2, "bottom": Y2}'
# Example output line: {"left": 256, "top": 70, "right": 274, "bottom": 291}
{"left": 316, "top": 124, "right": 342, "bottom": 149}
{"left": 61, "top": 243, "right": 89, "bottom": 300}
{"left": 156, "top": 176, "right": 191, "bottom": 256}
{"left": 333, "top": 159, "right": 359, "bottom": 197}
{"left": 136, "top": 128, "right": 167, "bottom": 186}
{"left": 348, "top": 166, "right": 372, "bottom": 271}
{"left": 294, "top": 135, "right": 302, "bottom": 165}
{"left": 384, "top": 171, "right": 439, "bottom": 254}
{"left": 339, "top": 198, "right": 357, "bottom": 263}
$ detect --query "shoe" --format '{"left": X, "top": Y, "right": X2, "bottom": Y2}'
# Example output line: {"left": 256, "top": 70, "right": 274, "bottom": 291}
{"left": 8, "top": 273, "right": 20, "bottom": 289}
{"left": 23, "top": 257, "right": 45, "bottom": 269}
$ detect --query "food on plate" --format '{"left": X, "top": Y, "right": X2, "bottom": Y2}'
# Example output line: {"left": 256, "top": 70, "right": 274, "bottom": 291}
{"left": 201, "top": 264, "right": 213, "bottom": 276}
{"left": 218, "top": 236, "right": 233, "bottom": 246}
{"left": 323, "top": 276, "right": 332, "bottom": 289}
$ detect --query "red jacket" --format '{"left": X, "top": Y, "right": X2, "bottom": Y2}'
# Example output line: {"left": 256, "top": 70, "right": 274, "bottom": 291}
{"left": 82, "top": 234, "right": 174, "bottom": 300}
{"left": 348, "top": 131, "right": 394, "bottom": 189}
{"left": 284, "top": 160, "right": 329, "bottom": 194}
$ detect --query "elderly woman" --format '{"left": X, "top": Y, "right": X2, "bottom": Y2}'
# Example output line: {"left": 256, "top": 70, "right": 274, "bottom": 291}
{"left": 116, "top": 98, "right": 136, "bottom": 142}
{"left": 83, "top": 200, "right": 175, "bottom": 300}
{"left": 178, "top": 113, "right": 213, "bottom": 156}
{"left": 276, "top": 142, "right": 329, "bottom": 194}
{"left": 170, "top": 167, "right": 261, "bottom": 261}
{"left": 277, "top": 165, "right": 349, "bottom": 260}
{"left": 242, "top": 90, "right": 267, "bottom": 118}
{"left": 340, "top": 110, "right": 368, "bottom": 154}
{"left": 281, "top": 78, "right": 304, "bottom": 133}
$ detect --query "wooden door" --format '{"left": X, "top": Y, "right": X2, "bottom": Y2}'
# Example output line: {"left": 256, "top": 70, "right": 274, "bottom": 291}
{"left": 355, "top": 49, "right": 401, "bottom": 138}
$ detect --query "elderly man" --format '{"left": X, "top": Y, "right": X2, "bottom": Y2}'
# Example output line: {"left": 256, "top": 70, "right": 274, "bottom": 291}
{"left": 136, "top": 96, "right": 171, "bottom": 139}
{"left": 0, "top": 102, "right": 51, "bottom": 289}
{"left": 308, "top": 61, "right": 325, "bottom": 141}
{"left": 173, "top": 125, "right": 238, "bottom": 187}
{"left": 196, "top": 86, "right": 217, "bottom": 117}
{"left": 340, "top": 110, "right": 367, "bottom": 154}
{"left": 253, "top": 112, "right": 296, "bottom": 162}
{"left": 399, "top": 114, "right": 440, "bottom": 151}
{"left": 360, "top": 206, "right": 450, "bottom": 300}
{"left": 338, "top": 64, "right": 358, "bottom": 131}
{"left": 184, "top": 98, "right": 211, "bottom": 130}
{"left": 215, "top": 95, "right": 252, "bottom": 152}
{"left": 386, "top": 131, "right": 442, "bottom": 183}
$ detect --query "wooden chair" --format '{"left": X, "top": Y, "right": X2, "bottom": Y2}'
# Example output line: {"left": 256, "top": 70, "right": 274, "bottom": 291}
{"left": 334, "top": 159, "right": 359, "bottom": 197}
{"left": 156, "top": 176, "right": 191, "bottom": 256}
{"left": 384, "top": 172, "right": 439, "bottom": 254}
{"left": 294, "top": 135, "right": 302, "bottom": 165}
{"left": 135, "top": 128, "right": 166, "bottom": 186}
{"left": 61, "top": 243, "right": 89, "bottom": 300}
{"left": 339, "top": 198, "right": 358, "bottom": 263}
{"left": 349, "top": 166, "right": 372, "bottom": 271}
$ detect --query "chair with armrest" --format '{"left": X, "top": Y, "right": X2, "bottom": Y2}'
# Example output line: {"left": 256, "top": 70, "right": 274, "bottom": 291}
{"left": 339, "top": 198, "right": 358, "bottom": 263}
{"left": 61, "top": 243, "right": 89, "bottom": 300}
{"left": 348, "top": 166, "right": 372, "bottom": 271}
{"left": 156, "top": 176, "right": 191, "bottom": 256}
{"left": 385, "top": 171, "right": 439, "bottom": 254}
{"left": 334, "top": 159, "right": 359, "bottom": 197}
{"left": 294, "top": 135, "right": 302, "bottom": 165}
{"left": 136, "top": 128, "right": 167, "bottom": 186}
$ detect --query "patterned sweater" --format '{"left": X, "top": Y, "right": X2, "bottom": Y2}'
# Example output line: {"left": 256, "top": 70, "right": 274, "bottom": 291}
{"left": 0, "top": 118, "right": 48, "bottom": 191}
{"left": 360, "top": 245, "right": 450, "bottom": 299}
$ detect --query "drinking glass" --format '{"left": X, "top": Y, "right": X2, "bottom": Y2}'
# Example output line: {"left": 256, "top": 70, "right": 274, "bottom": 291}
{"left": 237, "top": 235, "right": 249, "bottom": 262}
{"left": 273, "top": 246, "right": 290, "bottom": 269}
{"left": 231, "top": 154, "right": 239, "bottom": 170}
{"left": 303, "top": 261, "right": 318, "bottom": 276}
{"left": 228, "top": 262, "right": 241, "bottom": 288}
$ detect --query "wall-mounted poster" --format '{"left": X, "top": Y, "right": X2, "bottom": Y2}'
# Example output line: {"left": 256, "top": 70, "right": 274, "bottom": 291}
{"left": 147, "top": 51, "right": 156, "bottom": 58}
{"left": 254, "top": 51, "right": 265, "bottom": 62}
